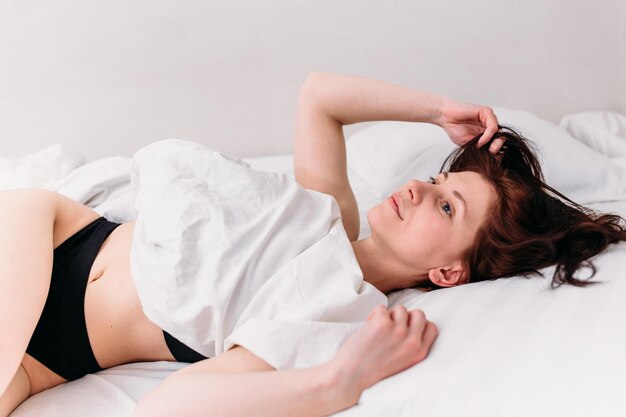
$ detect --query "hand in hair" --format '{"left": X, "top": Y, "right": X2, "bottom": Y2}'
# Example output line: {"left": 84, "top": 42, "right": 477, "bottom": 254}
{"left": 441, "top": 126, "right": 626, "bottom": 288}
{"left": 435, "top": 97, "right": 504, "bottom": 154}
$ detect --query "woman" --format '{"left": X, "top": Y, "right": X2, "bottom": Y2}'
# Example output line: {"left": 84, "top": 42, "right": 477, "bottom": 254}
{"left": 1, "top": 73, "right": 623, "bottom": 417}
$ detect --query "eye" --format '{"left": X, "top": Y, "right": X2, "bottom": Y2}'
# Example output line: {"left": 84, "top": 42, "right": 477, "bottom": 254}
{"left": 428, "top": 176, "right": 453, "bottom": 216}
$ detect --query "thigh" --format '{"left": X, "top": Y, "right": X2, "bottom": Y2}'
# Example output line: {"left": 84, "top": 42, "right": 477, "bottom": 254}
{"left": 0, "top": 190, "right": 58, "bottom": 394}
{"left": 20, "top": 354, "right": 66, "bottom": 396}
{"left": 0, "top": 365, "right": 30, "bottom": 417}
{"left": 0, "top": 190, "right": 98, "bottom": 395}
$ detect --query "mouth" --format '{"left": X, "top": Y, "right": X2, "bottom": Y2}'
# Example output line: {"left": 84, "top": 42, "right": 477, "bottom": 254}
{"left": 388, "top": 194, "right": 403, "bottom": 220}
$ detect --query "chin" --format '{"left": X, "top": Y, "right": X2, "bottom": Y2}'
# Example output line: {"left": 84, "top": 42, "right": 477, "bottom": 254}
{"left": 365, "top": 207, "right": 381, "bottom": 235}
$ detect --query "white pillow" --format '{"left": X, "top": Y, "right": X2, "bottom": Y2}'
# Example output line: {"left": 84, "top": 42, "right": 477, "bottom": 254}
{"left": 560, "top": 111, "right": 626, "bottom": 158}
{"left": 336, "top": 238, "right": 626, "bottom": 417}
{"left": 346, "top": 107, "right": 626, "bottom": 204}
{"left": 0, "top": 143, "right": 84, "bottom": 189}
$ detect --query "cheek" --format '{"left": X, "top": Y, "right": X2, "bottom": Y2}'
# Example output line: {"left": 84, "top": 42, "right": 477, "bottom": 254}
{"left": 397, "top": 216, "right": 451, "bottom": 259}
{"left": 367, "top": 203, "right": 452, "bottom": 254}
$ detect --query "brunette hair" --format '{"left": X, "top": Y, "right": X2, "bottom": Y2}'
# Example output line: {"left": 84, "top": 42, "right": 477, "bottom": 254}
{"left": 441, "top": 125, "right": 626, "bottom": 288}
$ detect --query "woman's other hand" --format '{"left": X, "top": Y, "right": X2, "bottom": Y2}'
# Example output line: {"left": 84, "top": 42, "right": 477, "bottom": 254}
{"left": 330, "top": 305, "right": 438, "bottom": 401}
{"left": 436, "top": 98, "right": 504, "bottom": 154}
{"left": 133, "top": 304, "right": 437, "bottom": 417}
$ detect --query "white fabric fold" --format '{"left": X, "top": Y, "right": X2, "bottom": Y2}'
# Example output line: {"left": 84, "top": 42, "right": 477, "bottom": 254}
{"left": 129, "top": 139, "right": 386, "bottom": 367}
{"left": 0, "top": 143, "right": 84, "bottom": 189}
{"left": 560, "top": 111, "right": 626, "bottom": 158}
{"left": 50, "top": 156, "right": 133, "bottom": 223}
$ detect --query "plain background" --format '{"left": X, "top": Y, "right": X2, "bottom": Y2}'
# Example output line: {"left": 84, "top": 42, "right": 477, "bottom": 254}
{"left": 1, "top": 0, "right": 625, "bottom": 160}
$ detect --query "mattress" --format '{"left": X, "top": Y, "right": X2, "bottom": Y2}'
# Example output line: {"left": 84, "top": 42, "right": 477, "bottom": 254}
{"left": 7, "top": 109, "right": 626, "bottom": 417}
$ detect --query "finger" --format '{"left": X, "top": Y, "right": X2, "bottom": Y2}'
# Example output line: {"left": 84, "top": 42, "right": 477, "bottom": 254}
{"left": 389, "top": 305, "right": 409, "bottom": 326}
{"left": 407, "top": 309, "right": 427, "bottom": 336}
{"left": 482, "top": 107, "right": 499, "bottom": 129}
{"left": 489, "top": 138, "right": 507, "bottom": 154}
{"left": 476, "top": 108, "right": 499, "bottom": 148}
{"left": 477, "top": 123, "right": 499, "bottom": 149}
{"left": 367, "top": 304, "right": 389, "bottom": 321}
{"left": 421, "top": 321, "right": 439, "bottom": 354}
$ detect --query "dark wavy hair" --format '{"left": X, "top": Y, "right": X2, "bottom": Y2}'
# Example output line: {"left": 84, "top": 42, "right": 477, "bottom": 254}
{"left": 441, "top": 125, "right": 626, "bottom": 288}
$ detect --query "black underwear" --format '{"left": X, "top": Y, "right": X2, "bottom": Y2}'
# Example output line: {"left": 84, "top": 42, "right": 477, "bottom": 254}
{"left": 26, "top": 217, "right": 206, "bottom": 381}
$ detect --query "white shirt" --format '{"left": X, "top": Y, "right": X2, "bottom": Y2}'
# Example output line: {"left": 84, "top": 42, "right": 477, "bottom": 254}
{"left": 129, "top": 139, "right": 387, "bottom": 369}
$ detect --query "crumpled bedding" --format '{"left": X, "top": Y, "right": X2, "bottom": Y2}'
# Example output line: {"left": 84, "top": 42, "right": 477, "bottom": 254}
{"left": 560, "top": 111, "right": 626, "bottom": 158}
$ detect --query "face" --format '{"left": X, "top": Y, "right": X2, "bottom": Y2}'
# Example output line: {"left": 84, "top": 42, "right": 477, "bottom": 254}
{"left": 366, "top": 171, "right": 496, "bottom": 285}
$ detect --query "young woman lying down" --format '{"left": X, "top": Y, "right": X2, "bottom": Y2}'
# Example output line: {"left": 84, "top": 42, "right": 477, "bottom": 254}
{"left": 1, "top": 72, "right": 624, "bottom": 417}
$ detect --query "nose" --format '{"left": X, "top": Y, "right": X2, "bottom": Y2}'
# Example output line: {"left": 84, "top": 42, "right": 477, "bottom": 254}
{"left": 403, "top": 179, "right": 429, "bottom": 205}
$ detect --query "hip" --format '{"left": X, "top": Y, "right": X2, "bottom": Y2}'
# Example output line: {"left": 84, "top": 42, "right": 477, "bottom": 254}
{"left": 22, "top": 221, "right": 177, "bottom": 395}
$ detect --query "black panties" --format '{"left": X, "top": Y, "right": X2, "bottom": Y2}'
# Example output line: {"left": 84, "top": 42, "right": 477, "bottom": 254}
{"left": 26, "top": 217, "right": 206, "bottom": 381}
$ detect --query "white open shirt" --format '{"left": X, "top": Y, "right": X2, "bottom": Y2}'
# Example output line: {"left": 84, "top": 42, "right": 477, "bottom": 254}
{"left": 129, "top": 139, "right": 387, "bottom": 369}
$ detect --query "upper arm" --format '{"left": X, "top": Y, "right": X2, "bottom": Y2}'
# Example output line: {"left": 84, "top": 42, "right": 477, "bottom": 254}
{"left": 293, "top": 73, "right": 360, "bottom": 241}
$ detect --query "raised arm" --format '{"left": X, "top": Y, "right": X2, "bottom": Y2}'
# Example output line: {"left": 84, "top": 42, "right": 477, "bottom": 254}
{"left": 294, "top": 72, "right": 500, "bottom": 241}
{"left": 294, "top": 72, "right": 447, "bottom": 241}
{"left": 133, "top": 305, "right": 438, "bottom": 417}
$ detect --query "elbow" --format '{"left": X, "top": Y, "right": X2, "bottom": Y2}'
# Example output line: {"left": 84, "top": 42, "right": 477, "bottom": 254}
{"left": 299, "top": 71, "right": 328, "bottom": 102}
{"left": 302, "top": 71, "right": 326, "bottom": 87}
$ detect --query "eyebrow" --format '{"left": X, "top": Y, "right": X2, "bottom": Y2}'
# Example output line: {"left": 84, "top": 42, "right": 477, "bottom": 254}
{"left": 441, "top": 172, "right": 467, "bottom": 219}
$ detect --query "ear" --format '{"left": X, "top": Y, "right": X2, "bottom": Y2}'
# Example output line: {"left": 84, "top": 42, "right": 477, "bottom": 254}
{"left": 427, "top": 265, "right": 467, "bottom": 287}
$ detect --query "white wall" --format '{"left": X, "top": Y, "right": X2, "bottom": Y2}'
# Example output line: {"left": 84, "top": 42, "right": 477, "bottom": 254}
{"left": 1, "top": 0, "right": 625, "bottom": 160}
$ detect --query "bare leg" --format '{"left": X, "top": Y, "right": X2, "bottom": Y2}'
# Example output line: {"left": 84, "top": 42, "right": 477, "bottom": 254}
{"left": 0, "top": 190, "right": 56, "bottom": 398}
{"left": 0, "top": 364, "right": 29, "bottom": 417}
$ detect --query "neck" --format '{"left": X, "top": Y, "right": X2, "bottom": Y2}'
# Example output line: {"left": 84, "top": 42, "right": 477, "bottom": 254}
{"left": 350, "top": 237, "right": 427, "bottom": 294}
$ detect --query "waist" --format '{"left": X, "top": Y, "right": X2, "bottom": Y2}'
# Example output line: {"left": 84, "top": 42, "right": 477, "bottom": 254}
{"left": 86, "top": 221, "right": 207, "bottom": 365}
{"left": 85, "top": 221, "right": 178, "bottom": 367}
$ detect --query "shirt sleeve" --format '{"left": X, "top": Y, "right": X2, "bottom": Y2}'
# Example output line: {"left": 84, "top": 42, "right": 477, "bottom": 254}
{"left": 223, "top": 220, "right": 388, "bottom": 369}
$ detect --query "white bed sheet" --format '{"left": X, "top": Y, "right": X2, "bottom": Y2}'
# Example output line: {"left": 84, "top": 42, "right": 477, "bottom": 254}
{"left": 8, "top": 109, "right": 626, "bottom": 417}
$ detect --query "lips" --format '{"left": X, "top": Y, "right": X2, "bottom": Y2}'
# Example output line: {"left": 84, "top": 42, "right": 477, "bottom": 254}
{"left": 388, "top": 193, "right": 403, "bottom": 219}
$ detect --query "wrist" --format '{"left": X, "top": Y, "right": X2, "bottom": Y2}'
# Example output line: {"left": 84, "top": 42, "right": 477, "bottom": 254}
{"left": 429, "top": 94, "right": 448, "bottom": 127}
{"left": 322, "top": 359, "right": 364, "bottom": 409}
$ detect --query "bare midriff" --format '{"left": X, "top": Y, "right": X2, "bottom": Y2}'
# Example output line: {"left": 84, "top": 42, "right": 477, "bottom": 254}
{"left": 21, "top": 221, "right": 177, "bottom": 395}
